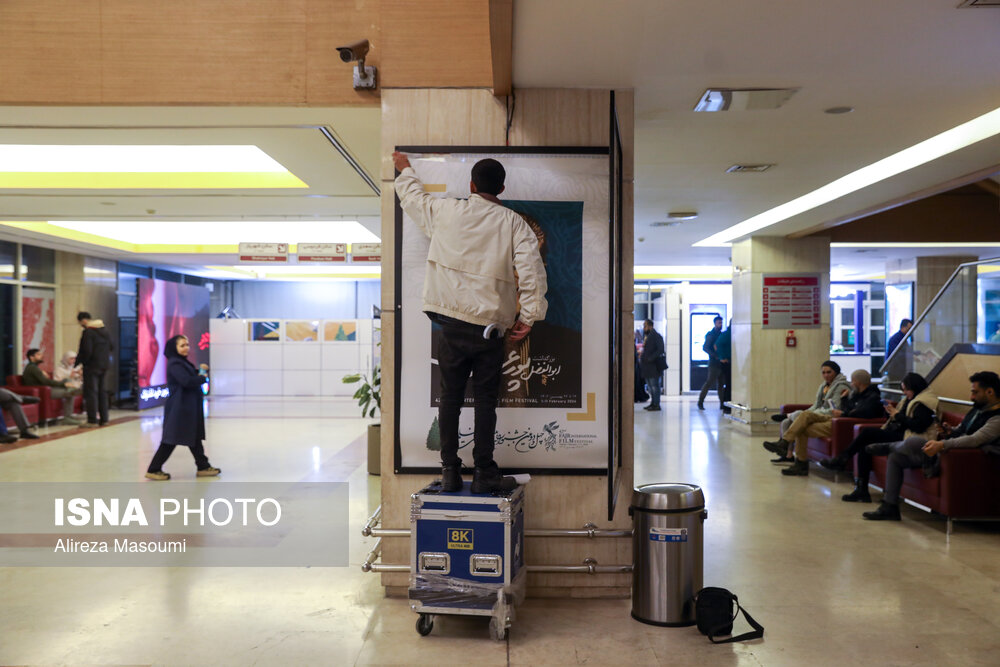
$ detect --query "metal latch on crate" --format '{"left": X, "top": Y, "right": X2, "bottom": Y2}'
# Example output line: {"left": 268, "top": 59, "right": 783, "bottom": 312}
{"left": 418, "top": 552, "right": 451, "bottom": 574}
{"left": 470, "top": 554, "right": 502, "bottom": 576}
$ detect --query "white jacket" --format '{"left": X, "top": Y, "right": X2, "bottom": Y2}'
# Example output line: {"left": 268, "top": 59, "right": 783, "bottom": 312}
{"left": 395, "top": 167, "right": 548, "bottom": 329}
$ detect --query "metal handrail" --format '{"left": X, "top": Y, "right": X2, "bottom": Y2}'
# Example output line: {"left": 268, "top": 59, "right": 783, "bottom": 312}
{"left": 879, "top": 255, "right": 1000, "bottom": 375}
{"left": 873, "top": 386, "right": 973, "bottom": 407}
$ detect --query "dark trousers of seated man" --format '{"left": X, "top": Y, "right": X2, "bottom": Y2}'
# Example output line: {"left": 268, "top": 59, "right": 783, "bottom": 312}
{"left": 840, "top": 425, "right": 904, "bottom": 480}
{"left": 437, "top": 319, "right": 504, "bottom": 470}
{"left": 882, "top": 436, "right": 933, "bottom": 506}
{"left": 0, "top": 389, "right": 33, "bottom": 434}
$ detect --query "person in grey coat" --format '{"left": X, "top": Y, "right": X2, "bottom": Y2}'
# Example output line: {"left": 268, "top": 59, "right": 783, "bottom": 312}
{"left": 145, "top": 335, "right": 220, "bottom": 480}
{"left": 640, "top": 319, "right": 665, "bottom": 411}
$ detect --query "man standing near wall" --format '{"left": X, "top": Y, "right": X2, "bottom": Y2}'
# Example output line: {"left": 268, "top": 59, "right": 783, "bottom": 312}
{"left": 639, "top": 319, "right": 665, "bottom": 412}
{"left": 697, "top": 315, "right": 724, "bottom": 411}
{"left": 393, "top": 151, "right": 548, "bottom": 494}
{"left": 75, "top": 312, "right": 114, "bottom": 428}
{"left": 886, "top": 319, "right": 912, "bottom": 357}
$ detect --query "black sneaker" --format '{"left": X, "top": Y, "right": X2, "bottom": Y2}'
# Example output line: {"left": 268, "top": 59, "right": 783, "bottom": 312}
{"left": 440, "top": 465, "right": 462, "bottom": 492}
{"left": 0, "top": 434, "right": 17, "bottom": 444}
{"left": 819, "top": 457, "right": 848, "bottom": 471}
{"left": 762, "top": 439, "right": 789, "bottom": 456}
{"left": 841, "top": 484, "right": 872, "bottom": 503}
{"left": 781, "top": 460, "right": 809, "bottom": 476}
{"left": 862, "top": 502, "right": 901, "bottom": 521}
{"left": 470, "top": 465, "right": 517, "bottom": 494}
{"left": 771, "top": 413, "right": 787, "bottom": 423}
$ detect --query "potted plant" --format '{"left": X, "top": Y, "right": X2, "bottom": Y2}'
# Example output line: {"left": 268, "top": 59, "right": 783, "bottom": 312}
{"left": 343, "top": 364, "right": 381, "bottom": 475}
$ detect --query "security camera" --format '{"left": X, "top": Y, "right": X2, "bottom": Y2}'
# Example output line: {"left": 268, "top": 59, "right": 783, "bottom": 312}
{"left": 336, "top": 39, "right": 369, "bottom": 63}
{"left": 336, "top": 39, "right": 377, "bottom": 90}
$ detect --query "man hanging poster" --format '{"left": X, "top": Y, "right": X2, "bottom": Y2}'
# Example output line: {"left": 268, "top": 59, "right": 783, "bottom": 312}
{"left": 395, "top": 149, "right": 610, "bottom": 472}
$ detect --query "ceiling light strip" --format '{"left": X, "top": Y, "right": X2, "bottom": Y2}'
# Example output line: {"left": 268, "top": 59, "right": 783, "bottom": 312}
{"left": 695, "top": 105, "right": 1000, "bottom": 247}
{"left": 0, "top": 172, "right": 307, "bottom": 189}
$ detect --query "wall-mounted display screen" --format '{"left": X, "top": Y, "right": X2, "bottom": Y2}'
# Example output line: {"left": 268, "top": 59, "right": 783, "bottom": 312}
{"left": 885, "top": 283, "right": 913, "bottom": 339}
{"left": 137, "top": 278, "right": 211, "bottom": 409}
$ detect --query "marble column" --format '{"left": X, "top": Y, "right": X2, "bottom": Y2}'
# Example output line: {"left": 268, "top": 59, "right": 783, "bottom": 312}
{"left": 731, "top": 236, "right": 831, "bottom": 435}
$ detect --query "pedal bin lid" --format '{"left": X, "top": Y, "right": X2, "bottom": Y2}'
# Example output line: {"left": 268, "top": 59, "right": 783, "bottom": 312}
{"left": 631, "top": 483, "right": 704, "bottom": 512}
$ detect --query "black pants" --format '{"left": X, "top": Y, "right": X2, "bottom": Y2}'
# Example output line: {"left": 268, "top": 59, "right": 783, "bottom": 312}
{"left": 437, "top": 321, "right": 504, "bottom": 469}
{"left": 697, "top": 363, "right": 723, "bottom": 406}
{"left": 719, "top": 362, "right": 732, "bottom": 407}
{"left": 83, "top": 368, "right": 109, "bottom": 425}
{"left": 842, "top": 426, "right": 903, "bottom": 482}
{"left": 148, "top": 441, "right": 211, "bottom": 472}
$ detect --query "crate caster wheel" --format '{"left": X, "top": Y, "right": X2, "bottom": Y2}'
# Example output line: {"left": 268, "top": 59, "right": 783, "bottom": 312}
{"left": 489, "top": 617, "right": 508, "bottom": 641}
{"left": 416, "top": 614, "right": 434, "bottom": 637}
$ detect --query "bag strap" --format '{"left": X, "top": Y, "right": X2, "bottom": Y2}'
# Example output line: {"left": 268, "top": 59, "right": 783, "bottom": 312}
{"left": 707, "top": 599, "right": 764, "bottom": 644}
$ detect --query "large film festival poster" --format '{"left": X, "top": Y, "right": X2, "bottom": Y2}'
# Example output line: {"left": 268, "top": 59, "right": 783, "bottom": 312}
{"left": 396, "top": 149, "right": 610, "bottom": 472}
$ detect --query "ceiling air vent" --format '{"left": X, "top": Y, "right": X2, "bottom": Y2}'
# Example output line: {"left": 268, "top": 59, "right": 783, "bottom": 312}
{"left": 726, "top": 164, "right": 774, "bottom": 173}
{"left": 650, "top": 221, "right": 681, "bottom": 228}
{"left": 957, "top": 1, "right": 1000, "bottom": 7}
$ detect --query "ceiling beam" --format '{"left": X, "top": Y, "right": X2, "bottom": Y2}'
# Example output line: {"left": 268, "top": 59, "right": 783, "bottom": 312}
{"left": 489, "top": 0, "right": 513, "bottom": 96}
{"left": 973, "top": 179, "right": 1000, "bottom": 197}
{"left": 788, "top": 162, "right": 1000, "bottom": 239}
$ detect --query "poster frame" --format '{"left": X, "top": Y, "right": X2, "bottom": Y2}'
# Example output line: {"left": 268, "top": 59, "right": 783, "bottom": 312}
{"left": 392, "top": 145, "right": 618, "bottom": 476}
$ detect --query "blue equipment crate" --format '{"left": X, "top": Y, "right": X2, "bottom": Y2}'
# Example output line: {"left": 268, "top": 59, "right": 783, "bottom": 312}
{"left": 409, "top": 480, "right": 526, "bottom": 639}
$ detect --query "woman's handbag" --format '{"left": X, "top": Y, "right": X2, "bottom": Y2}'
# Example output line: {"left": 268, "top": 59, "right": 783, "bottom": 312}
{"left": 695, "top": 587, "right": 764, "bottom": 643}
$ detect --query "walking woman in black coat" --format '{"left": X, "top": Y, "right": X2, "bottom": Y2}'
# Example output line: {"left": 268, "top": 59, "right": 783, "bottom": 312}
{"left": 145, "top": 335, "right": 220, "bottom": 480}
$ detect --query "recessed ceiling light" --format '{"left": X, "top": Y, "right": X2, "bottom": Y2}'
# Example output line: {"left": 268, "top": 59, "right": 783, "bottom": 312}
{"left": 650, "top": 221, "right": 680, "bottom": 228}
{"left": 825, "top": 106, "right": 855, "bottom": 114}
{"left": 697, "top": 104, "right": 1000, "bottom": 246}
{"left": 693, "top": 88, "right": 799, "bottom": 112}
{"left": 726, "top": 164, "right": 774, "bottom": 173}
{"left": 666, "top": 211, "right": 698, "bottom": 221}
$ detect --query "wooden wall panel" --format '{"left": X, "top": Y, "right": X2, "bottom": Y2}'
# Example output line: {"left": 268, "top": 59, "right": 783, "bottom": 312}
{"left": 379, "top": 88, "right": 635, "bottom": 597}
{"left": 0, "top": 1, "right": 104, "bottom": 104}
{"left": 0, "top": 0, "right": 383, "bottom": 106}
{"left": 380, "top": 0, "right": 493, "bottom": 89}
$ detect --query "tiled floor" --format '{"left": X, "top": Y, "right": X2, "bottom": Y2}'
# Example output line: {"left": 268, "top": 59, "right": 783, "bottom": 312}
{"left": 1, "top": 395, "right": 998, "bottom": 666}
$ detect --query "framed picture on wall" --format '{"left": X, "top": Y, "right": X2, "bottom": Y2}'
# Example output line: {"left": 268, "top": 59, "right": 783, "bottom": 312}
{"left": 248, "top": 321, "right": 281, "bottom": 342}
{"left": 323, "top": 320, "right": 358, "bottom": 342}
{"left": 285, "top": 320, "right": 320, "bottom": 342}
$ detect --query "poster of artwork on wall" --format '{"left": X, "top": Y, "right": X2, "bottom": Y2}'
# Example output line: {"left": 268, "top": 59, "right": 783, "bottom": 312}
{"left": 324, "top": 321, "right": 357, "bottom": 342}
{"left": 249, "top": 321, "right": 280, "bottom": 342}
{"left": 395, "top": 147, "right": 611, "bottom": 473}
{"left": 285, "top": 321, "right": 320, "bottom": 342}
{"left": 21, "top": 288, "right": 55, "bottom": 375}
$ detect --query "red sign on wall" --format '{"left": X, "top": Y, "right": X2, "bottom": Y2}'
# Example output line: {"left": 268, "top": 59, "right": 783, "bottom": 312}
{"left": 762, "top": 274, "right": 822, "bottom": 329}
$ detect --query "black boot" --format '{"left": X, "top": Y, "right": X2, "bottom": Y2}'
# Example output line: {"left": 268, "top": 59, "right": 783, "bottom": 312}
{"left": 862, "top": 501, "right": 901, "bottom": 521}
{"left": 697, "top": 402, "right": 705, "bottom": 410}
{"left": 819, "top": 456, "right": 848, "bottom": 471}
{"left": 470, "top": 464, "right": 517, "bottom": 494}
{"left": 440, "top": 465, "right": 462, "bottom": 493}
{"left": 762, "top": 438, "right": 790, "bottom": 456}
{"left": 781, "top": 459, "right": 809, "bottom": 476}
{"left": 841, "top": 478, "right": 871, "bottom": 503}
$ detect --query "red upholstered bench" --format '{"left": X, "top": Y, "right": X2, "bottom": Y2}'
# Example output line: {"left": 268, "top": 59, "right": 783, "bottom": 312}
{"left": 5, "top": 374, "right": 82, "bottom": 424}
{"left": 854, "top": 410, "right": 1000, "bottom": 532}
{"left": 780, "top": 403, "right": 886, "bottom": 469}
{"left": 2, "top": 396, "right": 40, "bottom": 429}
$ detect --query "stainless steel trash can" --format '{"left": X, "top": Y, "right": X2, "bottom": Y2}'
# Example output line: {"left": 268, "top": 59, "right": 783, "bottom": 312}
{"left": 630, "top": 483, "right": 706, "bottom": 626}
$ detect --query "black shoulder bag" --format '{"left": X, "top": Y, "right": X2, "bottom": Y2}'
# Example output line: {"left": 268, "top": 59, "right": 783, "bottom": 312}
{"left": 695, "top": 587, "right": 764, "bottom": 643}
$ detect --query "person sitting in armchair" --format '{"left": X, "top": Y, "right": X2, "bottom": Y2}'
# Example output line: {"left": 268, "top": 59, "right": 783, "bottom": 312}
{"left": 769, "top": 369, "right": 885, "bottom": 477}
